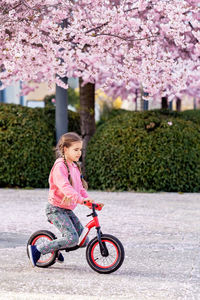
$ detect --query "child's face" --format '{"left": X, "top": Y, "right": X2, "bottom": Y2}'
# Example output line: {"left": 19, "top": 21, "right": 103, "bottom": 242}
{"left": 64, "top": 141, "right": 83, "bottom": 163}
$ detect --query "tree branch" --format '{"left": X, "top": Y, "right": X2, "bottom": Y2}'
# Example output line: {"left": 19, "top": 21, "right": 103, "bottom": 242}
{"left": 85, "top": 22, "right": 109, "bottom": 34}
{"left": 93, "top": 32, "right": 158, "bottom": 42}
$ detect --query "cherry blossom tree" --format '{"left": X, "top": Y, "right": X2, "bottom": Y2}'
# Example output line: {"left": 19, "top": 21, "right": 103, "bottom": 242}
{"left": 1, "top": 0, "right": 199, "bottom": 97}
{"left": 0, "top": 0, "right": 199, "bottom": 164}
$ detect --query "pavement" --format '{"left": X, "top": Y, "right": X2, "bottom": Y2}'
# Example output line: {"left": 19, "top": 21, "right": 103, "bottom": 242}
{"left": 0, "top": 189, "right": 200, "bottom": 300}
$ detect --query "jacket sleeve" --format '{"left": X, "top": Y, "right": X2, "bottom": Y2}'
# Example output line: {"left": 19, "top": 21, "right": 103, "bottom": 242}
{"left": 52, "top": 162, "right": 84, "bottom": 204}
{"left": 80, "top": 185, "right": 89, "bottom": 199}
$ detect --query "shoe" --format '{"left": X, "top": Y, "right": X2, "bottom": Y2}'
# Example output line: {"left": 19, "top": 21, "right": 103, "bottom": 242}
{"left": 57, "top": 251, "right": 64, "bottom": 263}
{"left": 28, "top": 245, "right": 41, "bottom": 267}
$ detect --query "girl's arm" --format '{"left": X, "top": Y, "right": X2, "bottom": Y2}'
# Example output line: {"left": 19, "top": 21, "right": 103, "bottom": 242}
{"left": 80, "top": 186, "right": 89, "bottom": 199}
{"left": 53, "top": 162, "right": 84, "bottom": 204}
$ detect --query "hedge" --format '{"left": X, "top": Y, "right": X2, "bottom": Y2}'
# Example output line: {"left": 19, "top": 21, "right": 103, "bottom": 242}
{"left": 97, "top": 108, "right": 200, "bottom": 127}
{"left": 0, "top": 103, "right": 80, "bottom": 188}
{"left": 97, "top": 107, "right": 128, "bottom": 127}
{"left": 179, "top": 109, "right": 200, "bottom": 125}
{"left": 85, "top": 110, "right": 200, "bottom": 192}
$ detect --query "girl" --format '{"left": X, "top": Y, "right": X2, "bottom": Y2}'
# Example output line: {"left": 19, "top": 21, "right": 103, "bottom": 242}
{"left": 28, "top": 132, "right": 97, "bottom": 267}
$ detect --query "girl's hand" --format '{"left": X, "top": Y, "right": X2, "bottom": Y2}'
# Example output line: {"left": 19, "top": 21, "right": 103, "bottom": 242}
{"left": 84, "top": 198, "right": 94, "bottom": 203}
{"left": 62, "top": 196, "right": 73, "bottom": 205}
{"left": 83, "top": 198, "right": 94, "bottom": 206}
{"left": 83, "top": 199, "right": 104, "bottom": 210}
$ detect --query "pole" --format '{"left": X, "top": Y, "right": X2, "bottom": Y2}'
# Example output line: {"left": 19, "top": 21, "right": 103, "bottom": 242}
{"left": 55, "top": 76, "right": 68, "bottom": 143}
{"left": 55, "top": 18, "right": 69, "bottom": 143}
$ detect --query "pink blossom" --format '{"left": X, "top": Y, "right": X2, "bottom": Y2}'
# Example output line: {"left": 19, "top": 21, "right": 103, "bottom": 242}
{"left": 0, "top": 0, "right": 199, "bottom": 100}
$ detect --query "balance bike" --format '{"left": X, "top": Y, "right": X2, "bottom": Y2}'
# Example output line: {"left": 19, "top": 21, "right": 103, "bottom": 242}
{"left": 27, "top": 202, "right": 125, "bottom": 274}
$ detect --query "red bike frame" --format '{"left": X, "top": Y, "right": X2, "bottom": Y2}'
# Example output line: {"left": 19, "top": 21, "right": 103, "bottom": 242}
{"left": 78, "top": 202, "right": 101, "bottom": 247}
{"left": 48, "top": 202, "right": 107, "bottom": 255}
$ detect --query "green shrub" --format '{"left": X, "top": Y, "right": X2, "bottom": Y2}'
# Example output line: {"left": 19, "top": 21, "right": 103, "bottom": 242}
{"left": 0, "top": 103, "right": 80, "bottom": 188}
{"left": 97, "top": 108, "right": 128, "bottom": 127}
{"left": 85, "top": 111, "right": 200, "bottom": 192}
{"left": 97, "top": 107, "right": 200, "bottom": 127}
{"left": 43, "top": 106, "right": 81, "bottom": 136}
{"left": 179, "top": 109, "right": 200, "bottom": 125}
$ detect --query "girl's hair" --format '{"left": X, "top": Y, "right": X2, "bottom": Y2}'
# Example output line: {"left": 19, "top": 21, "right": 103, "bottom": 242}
{"left": 56, "top": 132, "right": 88, "bottom": 190}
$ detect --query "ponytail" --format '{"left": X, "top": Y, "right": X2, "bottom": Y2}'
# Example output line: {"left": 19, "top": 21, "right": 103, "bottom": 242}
{"left": 74, "top": 161, "right": 88, "bottom": 190}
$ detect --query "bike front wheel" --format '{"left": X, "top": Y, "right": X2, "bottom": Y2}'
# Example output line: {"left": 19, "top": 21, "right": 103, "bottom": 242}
{"left": 86, "top": 234, "right": 124, "bottom": 274}
{"left": 27, "top": 230, "right": 58, "bottom": 268}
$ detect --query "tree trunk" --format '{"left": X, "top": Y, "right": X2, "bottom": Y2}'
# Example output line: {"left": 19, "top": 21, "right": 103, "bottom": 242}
{"left": 79, "top": 78, "right": 96, "bottom": 175}
{"left": 161, "top": 97, "right": 168, "bottom": 109}
{"left": 176, "top": 97, "right": 181, "bottom": 112}
{"left": 55, "top": 77, "right": 68, "bottom": 143}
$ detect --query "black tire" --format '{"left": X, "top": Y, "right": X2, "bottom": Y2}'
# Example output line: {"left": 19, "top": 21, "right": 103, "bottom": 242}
{"left": 86, "top": 234, "right": 125, "bottom": 274}
{"left": 27, "top": 230, "right": 58, "bottom": 268}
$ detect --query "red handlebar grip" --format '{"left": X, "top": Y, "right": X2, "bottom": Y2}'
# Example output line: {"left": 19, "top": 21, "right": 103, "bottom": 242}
{"left": 83, "top": 201, "right": 103, "bottom": 211}
{"left": 95, "top": 204, "right": 103, "bottom": 211}
{"left": 83, "top": 200, "right": 93, "bottom": 208}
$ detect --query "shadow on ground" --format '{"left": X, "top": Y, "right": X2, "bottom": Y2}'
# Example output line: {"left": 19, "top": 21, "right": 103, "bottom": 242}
{"left": 0, "top": 232, "right": 29, "bottom": 248}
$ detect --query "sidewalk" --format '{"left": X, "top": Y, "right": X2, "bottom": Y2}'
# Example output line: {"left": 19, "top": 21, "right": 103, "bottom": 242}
{"left": 0, "top": 189, "right": 200, "bottom": 300}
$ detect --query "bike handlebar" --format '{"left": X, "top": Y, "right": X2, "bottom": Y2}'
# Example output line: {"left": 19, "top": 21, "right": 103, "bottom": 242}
{"left": 83, "top": 201, "right": 103, "bottom": 211}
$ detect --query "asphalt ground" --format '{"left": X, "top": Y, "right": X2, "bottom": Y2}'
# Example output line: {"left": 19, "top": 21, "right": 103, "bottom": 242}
{"left": 0, "top": 189, "right": 200, "bottom": 300}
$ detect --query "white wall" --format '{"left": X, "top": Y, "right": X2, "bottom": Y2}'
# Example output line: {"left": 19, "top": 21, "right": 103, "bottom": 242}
{"left": 4, "top": 82, "right": 21, "bottom": 104}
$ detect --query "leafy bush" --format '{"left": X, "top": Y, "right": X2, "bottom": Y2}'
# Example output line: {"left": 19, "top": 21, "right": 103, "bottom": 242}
{"left": 97, "top": 108, "right": 128, "bottom": 127}
{"left": 97, "top": 107, "right": 200, "bottom": 127}
{"left": 0, "top": 103, "right": 80, "bottom": 188}
{"left": 85, "top": 110, "right": 200, "bottom": 192}
{"left": 43, "top": 106, "right": 81, "bottom": 136}
{"left": 179, "top": 109, "right": 200, "bottom": 125}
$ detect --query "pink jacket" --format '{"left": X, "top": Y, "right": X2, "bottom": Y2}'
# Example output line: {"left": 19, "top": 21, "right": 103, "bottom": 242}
{"left": 48, "top": 158, "right": 89, "bottom": 210}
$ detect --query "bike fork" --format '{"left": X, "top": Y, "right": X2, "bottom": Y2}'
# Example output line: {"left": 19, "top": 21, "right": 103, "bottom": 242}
{"left": 97, "top": 227, "right": 109, "bottom": 257}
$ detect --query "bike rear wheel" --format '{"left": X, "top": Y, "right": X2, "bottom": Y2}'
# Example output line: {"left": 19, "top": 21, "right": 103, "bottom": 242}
{"left": 27, "top": 230, "right": 58, "bottom": 268}
{"left": 86, "top": 234, "right": 124, "bottom": 274}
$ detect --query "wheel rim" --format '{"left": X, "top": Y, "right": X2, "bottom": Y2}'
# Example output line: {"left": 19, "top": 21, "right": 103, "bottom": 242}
{"left": 32, "top": 235, "right": 54, "bottom": 264}
{"left": 91, "top": 239, "right": 119, "bottom": 269}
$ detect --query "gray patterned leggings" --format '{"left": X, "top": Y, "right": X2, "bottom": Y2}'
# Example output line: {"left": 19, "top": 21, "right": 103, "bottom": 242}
{"left": 37, "top": 203, "right": 89, "bottom": 255}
